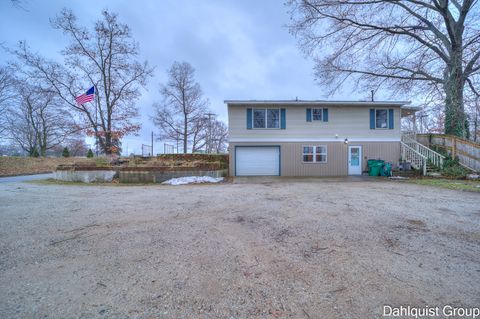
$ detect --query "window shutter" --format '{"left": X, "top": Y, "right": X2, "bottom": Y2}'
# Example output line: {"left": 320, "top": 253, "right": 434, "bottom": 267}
{"left": 369, "top": 109, "right": 375, "bottom": 129}
{"left": 280, "top": 108, "right": 286, "bottom": 129}
{"left": 323, "top": 108, "right": 328, "bottom": 122}
{"left": 388, "top": 109, "right": 394, "bottom": 129}
{"left": 246, "top": 108, "right": 252, "bottom": 129}
{"left": 306, "top": 108, "right": 312, "bottom": 122}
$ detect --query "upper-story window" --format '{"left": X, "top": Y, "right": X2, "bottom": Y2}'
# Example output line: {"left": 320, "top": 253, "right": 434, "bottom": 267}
{"left": 253, "top": 108, "right": 279, "bottom": 129}
{"left": 375, "top": 109, "right": 388, "bottom": 129}
{"left": 312, "top": 108, "right": 323, "bottom": 121}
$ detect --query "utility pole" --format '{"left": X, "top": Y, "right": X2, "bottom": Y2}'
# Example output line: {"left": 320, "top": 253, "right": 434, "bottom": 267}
{"left": 151, "top": 131, "right": 154, "bottom": 156}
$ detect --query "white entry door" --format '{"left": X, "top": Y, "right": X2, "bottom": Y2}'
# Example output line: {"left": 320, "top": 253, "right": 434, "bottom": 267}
{"left": 235, "top": 146, "right": 280, "bottom": 176}
{"left": 348, "top": 146, "right": 362, "bottom": 175}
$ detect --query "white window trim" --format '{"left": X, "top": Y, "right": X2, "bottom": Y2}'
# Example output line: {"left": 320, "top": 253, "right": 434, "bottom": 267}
{"left": 252, "top": 108, "right": 281, "bottom": 129}
{"left": 302, "top": 145, "right": 328, "bottom": 163}
{"left": 375, "top": 108, "right": 389, "bottom": 130}
{"left": 312, "top": 108, "right": 323, "bottom": 121}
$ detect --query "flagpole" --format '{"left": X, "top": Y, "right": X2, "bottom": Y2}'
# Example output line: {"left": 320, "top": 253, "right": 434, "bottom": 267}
{"left": 95, "top": 85, "right": 99, "bottom": 157}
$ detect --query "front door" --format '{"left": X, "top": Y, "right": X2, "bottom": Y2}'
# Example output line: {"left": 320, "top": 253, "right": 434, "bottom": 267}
{"left": 348, "top": 146, "right": 362, "bottom": 175}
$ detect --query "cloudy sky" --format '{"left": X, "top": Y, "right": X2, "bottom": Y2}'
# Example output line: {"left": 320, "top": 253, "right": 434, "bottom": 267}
{"left": 0, "top": 0, "right": 367, "bottom": 154}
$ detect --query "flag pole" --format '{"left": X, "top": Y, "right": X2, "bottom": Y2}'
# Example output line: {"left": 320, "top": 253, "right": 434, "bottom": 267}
{"left": 95, "top": 85, "right": 98, "bottom": 157}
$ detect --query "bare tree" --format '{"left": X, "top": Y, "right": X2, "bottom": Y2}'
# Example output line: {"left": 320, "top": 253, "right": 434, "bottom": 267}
{"left": 6, "top": 79, "right": 76, "bottom": 156}
{"left": 152, "top": 61, "right": 209, "bottom": 153}
{"left": 288, "top": 0, "right": 480, "bottom": 137}
{"left": 209, "top": 120, "right": 228, "bottom": 153}
{"left": 0, "top": 66, "right": 15, "bottom": 136}
{"left": 13, "top": 9, "right": 153, "bottom": 155}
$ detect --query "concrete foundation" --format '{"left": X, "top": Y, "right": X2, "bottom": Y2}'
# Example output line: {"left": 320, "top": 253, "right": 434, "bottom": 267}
{"left": 119, "top": 169, "right": 228, "bottom": 183}
{"left": 54, "top": 170, "right": 117, "bottom": 183}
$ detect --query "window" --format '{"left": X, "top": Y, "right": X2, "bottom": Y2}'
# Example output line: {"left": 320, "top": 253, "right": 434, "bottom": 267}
{"left": 303, "top": 145, "right": 327, "bottom": 163}
{"left": 253, "top": 108, "right": 280, "bottom": 129}
{"left": 315, "top": 146, "right": 327, "bottom": 163}
{"left": 303, "top": 146, "right": 314, "bottom": 162}
{"left": 253, "top": 109, "right": 266, "bottom": 128}
{"left": 267, "top": 109, "right": 280, "bottom": 128}
{"left": 312, "top": 108, "right": 323, "bottom": 121}
{"left": 375, "top": 109, "right": 388, "bottom": 129}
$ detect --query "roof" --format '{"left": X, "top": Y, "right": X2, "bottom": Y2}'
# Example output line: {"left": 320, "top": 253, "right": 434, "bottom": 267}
{"left": 224, "top": 99, "right": 418, "bottom": 109}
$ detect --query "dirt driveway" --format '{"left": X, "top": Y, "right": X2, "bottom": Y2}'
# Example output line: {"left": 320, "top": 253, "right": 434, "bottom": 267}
{"left": 0, "top": 178, "right": 479, "bottom": 318}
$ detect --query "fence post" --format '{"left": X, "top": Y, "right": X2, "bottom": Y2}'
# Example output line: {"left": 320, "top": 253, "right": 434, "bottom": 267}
{"left": 452, "top": 137, "right": 457, "bottom": 159}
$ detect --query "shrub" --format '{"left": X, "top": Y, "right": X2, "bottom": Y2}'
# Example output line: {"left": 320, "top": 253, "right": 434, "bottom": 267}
{"left": 441, "top": 155, "right": 469, "bottom": 178}
{"left": 62, "top": 147, "right": 70, "bottom": 158}
{"left": 86, "top": 149, "right": 94, "bottom": 158}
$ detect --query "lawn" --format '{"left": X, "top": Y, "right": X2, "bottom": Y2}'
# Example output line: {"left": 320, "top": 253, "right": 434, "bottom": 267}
{"left": 409, "top": 178, "right": 480, "bottom": 192}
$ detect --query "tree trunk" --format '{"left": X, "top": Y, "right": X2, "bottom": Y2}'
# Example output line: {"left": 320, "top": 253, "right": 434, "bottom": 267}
{"left": 183, "top": 113, "right": 188, "bottom": 154}
{"left": 444, "top": 50, "right": 466, "bottom": 137}
{"left": 104, "top": 131, "right": 112, "bottom": 155}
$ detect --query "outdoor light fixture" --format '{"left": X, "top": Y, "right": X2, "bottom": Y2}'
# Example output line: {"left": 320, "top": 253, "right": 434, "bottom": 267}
{"left": 344, "top": 138, "right": 349, "bottom": 144}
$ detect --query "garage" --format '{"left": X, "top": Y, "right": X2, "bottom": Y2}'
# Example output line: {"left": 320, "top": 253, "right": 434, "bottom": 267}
{"left": 235, "top": 146, "right": 280, "bottom": 176}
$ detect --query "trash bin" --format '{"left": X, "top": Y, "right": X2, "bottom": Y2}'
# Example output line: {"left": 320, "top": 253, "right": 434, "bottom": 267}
{"left": 368, "top": 162, "right": 382, "bottom": 176}
{"left": 381, "top": 162, "right": 392, "bottom": 176}
{"left": 367, "top": 159, "right": 385, "bottom": 177}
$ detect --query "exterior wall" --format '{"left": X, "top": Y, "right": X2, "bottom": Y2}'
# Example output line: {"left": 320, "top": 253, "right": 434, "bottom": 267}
{"left": 228, "top": 104, "right": 401, "bottom": 141}
{"left": 230, "top": 142, "right": 400, "bottom": 176}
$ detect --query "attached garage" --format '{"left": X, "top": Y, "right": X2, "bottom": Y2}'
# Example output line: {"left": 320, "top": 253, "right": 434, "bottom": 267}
{"left": 235, "top": 146, "right": 280, "bottom": 176}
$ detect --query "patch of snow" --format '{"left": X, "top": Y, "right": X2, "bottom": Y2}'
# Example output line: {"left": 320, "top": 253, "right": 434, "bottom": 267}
{"left": 389, "top": 176, "right": 409, "bottom": 180}
{"left": 162, "top": 176, "right": 224, "bottom": 185}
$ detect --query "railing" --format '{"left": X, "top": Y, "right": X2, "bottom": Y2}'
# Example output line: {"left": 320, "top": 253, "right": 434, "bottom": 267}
{"left": 401, "top": 134, "right": 445, "bottom": 168}
{"left": 401, "top": 142, "right": 427, "bottom": 175}
{"left": 416, "top": 134, "right": 479, "bottom": 172}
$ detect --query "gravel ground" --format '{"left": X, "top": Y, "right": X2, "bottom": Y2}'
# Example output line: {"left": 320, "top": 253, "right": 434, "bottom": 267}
{"left": 0, "top": 178, "right": 479, "bottom": 318}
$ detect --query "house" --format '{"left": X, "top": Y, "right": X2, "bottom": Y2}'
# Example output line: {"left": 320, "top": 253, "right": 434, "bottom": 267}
{"left": 225, "top": 100, "right": 421, "bottom": 176}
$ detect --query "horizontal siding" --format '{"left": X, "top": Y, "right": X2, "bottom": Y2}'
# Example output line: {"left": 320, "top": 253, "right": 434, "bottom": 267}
{"left": 230, "top": 142, "right": 400, "bottom": 176}
{"left": 228, "top": 105, "right": 401, "bottom": 140}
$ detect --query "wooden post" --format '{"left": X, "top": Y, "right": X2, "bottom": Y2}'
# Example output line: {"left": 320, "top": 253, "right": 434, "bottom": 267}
{"left": 452, "top": 136, "right": 457, "bottom": 159}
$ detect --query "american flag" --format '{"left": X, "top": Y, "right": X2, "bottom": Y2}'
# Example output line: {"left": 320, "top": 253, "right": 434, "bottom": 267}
{"left": 75, "top": 86, "right": 95, "bottom": 105}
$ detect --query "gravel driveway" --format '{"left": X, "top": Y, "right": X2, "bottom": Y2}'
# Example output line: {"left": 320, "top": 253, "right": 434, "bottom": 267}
{"left": 0, "top": 178, "right": 479, "bottom": 318}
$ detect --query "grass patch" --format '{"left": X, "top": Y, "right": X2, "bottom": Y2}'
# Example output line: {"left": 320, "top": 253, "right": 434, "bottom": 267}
{"left": 409, "top": 178, "right": 480, "bottom": 192}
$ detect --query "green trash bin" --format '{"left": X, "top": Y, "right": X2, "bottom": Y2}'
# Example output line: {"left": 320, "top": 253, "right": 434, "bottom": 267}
{"left": 368, "top": 162, "right": 382, "bottom": 176}
{"left": 381, "top": 162, "right": 392, "bottom": 177}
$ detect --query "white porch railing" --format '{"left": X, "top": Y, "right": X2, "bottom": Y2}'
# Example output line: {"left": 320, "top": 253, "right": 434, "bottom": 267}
{"left": 401, "top": 142, "right": 427, "bottom": 175}
{"left": 401, "top": 134, "right": 445, "bottom": 168}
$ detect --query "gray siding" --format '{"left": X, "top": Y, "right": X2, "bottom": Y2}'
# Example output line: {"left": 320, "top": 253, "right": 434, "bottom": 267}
{"left": 230, "top": 142, "right": 400, "bottom": 176}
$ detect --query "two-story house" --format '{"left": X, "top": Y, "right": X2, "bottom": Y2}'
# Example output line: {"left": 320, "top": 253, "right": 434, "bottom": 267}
{"left": 226, "top": 100, "right": 420, "bottom": 176}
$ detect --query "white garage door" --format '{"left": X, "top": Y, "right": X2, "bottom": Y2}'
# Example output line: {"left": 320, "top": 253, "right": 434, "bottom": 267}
{"left": 236, "top": 146, "right": 280, "bottom": 176}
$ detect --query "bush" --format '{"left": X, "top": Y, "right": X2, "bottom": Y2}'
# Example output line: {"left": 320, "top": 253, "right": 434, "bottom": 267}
{"left": 441, "top": 155, "right": 469, "bottom": 178}
{"left": 62, "top": 147, "right": 70, "bottom": 158}
{"left": 86, "top": 149, "right": 94, "bottom": 158}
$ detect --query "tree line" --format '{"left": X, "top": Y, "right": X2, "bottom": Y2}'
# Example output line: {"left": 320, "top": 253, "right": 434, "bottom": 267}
{"left": 0, "top": 9, "right": 227, "bottom": 157}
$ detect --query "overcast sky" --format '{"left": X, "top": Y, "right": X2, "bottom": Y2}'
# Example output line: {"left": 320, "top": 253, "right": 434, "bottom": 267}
{"left": 1, "top": 0, "right": 369, "bottom": 154}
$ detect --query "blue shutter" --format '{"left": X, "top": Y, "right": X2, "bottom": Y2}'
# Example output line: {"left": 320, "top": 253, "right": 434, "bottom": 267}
{"left": 369, "top": 109, "right": 375, "bottom": 129}
{"left": 323, "top": 108, "right": 328, "bottom": 122}
{"left": 280, "top": 108, "right": 286, "bottom": 129}
{"left": 388, "top": 109, "right": 394, "bottom": 129}
{"left": 306, "top": 108, "right": 312, "bottom": 122}
{"left": 246, "top": 108, "right": 252, "bottom": 129}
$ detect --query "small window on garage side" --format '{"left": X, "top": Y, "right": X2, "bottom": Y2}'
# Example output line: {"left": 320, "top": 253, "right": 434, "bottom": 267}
{"left": 375, "top": 109, "right": 388, "bottom": 129}
{"left": 315, "top": 146, "right": 327, "bottom": 163}
{"left": 312, "top": 108, "right": 323, "bottom": 121}
{"left": 303, "top": 146, "right": 314, "bottom": 162}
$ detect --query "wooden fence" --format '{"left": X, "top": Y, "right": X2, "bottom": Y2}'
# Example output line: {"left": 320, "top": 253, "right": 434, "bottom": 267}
{"left": 416, "top": 134, "right": 480, "bottom": 172}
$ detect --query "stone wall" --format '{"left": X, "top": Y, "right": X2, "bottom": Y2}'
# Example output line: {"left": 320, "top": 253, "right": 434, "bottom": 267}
{"left": 54, "top": 170, "right": 117, "bottom": 183}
